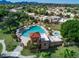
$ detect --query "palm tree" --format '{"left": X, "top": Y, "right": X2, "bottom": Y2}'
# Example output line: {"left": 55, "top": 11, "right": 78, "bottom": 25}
{"left": 64, "top": 49, "right": 76, "bottom": 58}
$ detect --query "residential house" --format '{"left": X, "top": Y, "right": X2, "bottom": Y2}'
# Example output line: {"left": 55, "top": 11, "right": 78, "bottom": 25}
{"left": 49, "top": 16, "right": 61, "bottom": 23}
{"left": 30, "top": 31, "right": 63, "bottom": 50}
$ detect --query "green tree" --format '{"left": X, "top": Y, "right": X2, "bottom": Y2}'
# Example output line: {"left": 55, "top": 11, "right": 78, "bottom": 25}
{"left": 52, "top": 46, "right": 78, "bottom": 58}
{"left": 64, "top": 49, "right": 76, "bottom": 58}
{"left": 3, "top": 12, "right": 19, "bottom": 32}
{"left": 4, "top": 17, "right": 19, "bottom": 31}
{"left": 37, "top": 52, "right": 51, "bottom": 58}
{"left": 61, "top": 20, "right": 79, "bottom": 42}
{"left": 0, "top": 9, "right": 9, "bottom": 22}
{"left": 67, "top": 8, "right": 71, "bottom": 12}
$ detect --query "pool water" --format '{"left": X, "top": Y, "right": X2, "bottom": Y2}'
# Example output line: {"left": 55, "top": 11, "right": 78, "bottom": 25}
{"left": 22, "top": 25, "right": 46, "bottom": 37}
{"left": 53, "top": 31, "right": 60, "bottom": 36}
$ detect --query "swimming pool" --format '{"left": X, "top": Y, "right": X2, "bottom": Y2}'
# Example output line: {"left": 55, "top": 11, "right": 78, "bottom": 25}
{"left": 52, "top": 31, "right": 62, "bottom": 38}
{"left": 22, "top": 25, "right": 46, "bottom": 37}
{"left": 53, "top": 31, "right": 60, "bottom": 36}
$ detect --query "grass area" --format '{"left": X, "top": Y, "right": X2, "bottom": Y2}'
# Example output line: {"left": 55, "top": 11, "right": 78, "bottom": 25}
{"left": 21, "top": 46, "right": 79, "bottom": 58}
{"left": 0, "top": 29, "right": 18, "bottom": 51}
{"left": 51, "top": 46, "right": 79, "bottom": 58}
{"left": 44, "top": 23, "right": 61, "bottom": 31}
{"left": 0, "top": 44, "right": 2, "bottom": 55}
{"left": 21, "top": 47, "right": 34, "bottom": 56}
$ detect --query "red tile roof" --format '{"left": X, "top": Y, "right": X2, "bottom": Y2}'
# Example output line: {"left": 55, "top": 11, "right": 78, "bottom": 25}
{"left": 30, "top": 32, "right": 41, "bottom": 39}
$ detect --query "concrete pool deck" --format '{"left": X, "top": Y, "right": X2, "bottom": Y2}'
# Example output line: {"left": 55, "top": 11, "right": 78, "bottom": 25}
{"left": 16, "top": 25, "right": 49, "bottom": 46}
{"left": 20, "top": 36, "right": 30, "bottom": 46}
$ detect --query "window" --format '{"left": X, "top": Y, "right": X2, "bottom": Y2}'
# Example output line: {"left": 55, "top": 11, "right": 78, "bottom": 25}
{"left": 44, "top": 43, "right": 47, "bottom": 46}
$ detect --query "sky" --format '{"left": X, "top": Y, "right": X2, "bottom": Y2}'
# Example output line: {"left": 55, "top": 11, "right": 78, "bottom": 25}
{"left": 0, "top": 0, "right": 79, "bottom": 4}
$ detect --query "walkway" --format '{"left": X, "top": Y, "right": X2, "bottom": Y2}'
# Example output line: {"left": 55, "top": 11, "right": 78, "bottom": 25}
{"left": 0, "top": 40, "right": 6, "bottom": 54}
{"left": 10, "top": 45, "right": 23, "bottom": 56}
{"left": 0, "top": 40, "right": 23, "bottom": 57}
{"left": 0, "top": 40, "right": 36, "bottom": 58}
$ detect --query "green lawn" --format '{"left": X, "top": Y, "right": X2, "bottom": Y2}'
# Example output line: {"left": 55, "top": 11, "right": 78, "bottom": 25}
{"left": 51, "top": 46, "right": 79, "bottom": 58}
{"left": 21, "top": 48, "right": 34, "bottom": 56}
{"left": 44, "top": 23, "right": 61, "bottom": 31}
{"left": 0, "top": 44, "right": 2, "bottom": 55}
{"left": 0, "top": 29, "right": 18, "bottom": 51}
{"left": 22, "top": 46, "right": 79, "bottom": 58}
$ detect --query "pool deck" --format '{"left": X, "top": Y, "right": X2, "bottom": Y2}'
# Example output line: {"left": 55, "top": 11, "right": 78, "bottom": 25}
{"left": 49, "top": 36, "right": 63, "bottom": 42}
{"left": 41, "top": 33, "right": 49, "bottom": 41}
{"left": 16, "top": 24, "right": 50, "bottom": 46}
{"left": 20, "top": 36, "right": 30, "bottom": 46}
{"left": 16, "top": 24, "right": 63, "bottom": 47}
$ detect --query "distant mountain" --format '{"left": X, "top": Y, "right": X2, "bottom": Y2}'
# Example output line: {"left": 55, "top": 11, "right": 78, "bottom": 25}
{"left": 0, "top": 0, "right": 79, "bottom": 7}
{"left": 0, "top": 0, "right": 39, "bottom": 4}
{"left": 14, "top": 1, "right": 39, "bottom": 5}
{"left": 0, "top": 0, "right": 12, "bottom": 4}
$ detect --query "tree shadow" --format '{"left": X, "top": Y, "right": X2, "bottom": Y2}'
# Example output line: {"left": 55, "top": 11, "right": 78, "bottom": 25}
{"left": 74, "top": 42, "right": 79, "bottom": 47}
{"left": 64, "top": 41, "right": 79, "bottom": 48}
{"left": 39, "top": 46, "right": 58, "bottom": 53}
{"left": 3, "top": 28, "right": 16, "bottom": 34}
